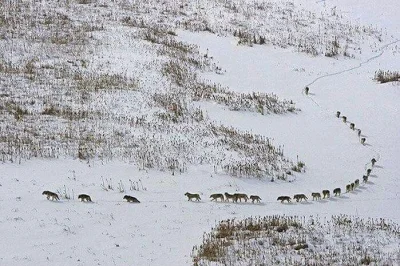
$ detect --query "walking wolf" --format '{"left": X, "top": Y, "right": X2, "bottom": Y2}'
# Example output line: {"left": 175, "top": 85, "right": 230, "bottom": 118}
{"left": 224, "top": 192, "right": 236, "bottom": 202}
{"left": 293, "top": 194, "right": 308, "bottom": 202}
{"left": 185, "top": 192, "right": 201, "bottom": 201}
{"left": 249, "top": 195, "right": 261, "bottom": 203}
{"left": 210, "top": 193, "right": 224, "bottom": 202}
{"left": 322, "top": 190, "right": 330, "bottom": 199}
{"left": 78, "top": 194, "right": 92, "bottom": 202}
{"left": 311, "top": 192, "right": 321, "bottom": 201}
{"left": 366, "top": 169, "right": 372, "bottom": 176}
{"left": 42, "top": 191, "right": 59, "bottom": 201}
{"left": 233, "top": 193, "right": 249, "bottom": 203}
{"left": 123, "top": 195, "right": 140, "bottom": 203}
{"left": 277, "top": 196, "right": 291, "bottom": 203}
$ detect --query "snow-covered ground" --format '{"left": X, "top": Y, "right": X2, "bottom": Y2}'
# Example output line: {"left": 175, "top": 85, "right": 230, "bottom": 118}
{"left": 1, "top": 0, "right": 399, "bottom": 265}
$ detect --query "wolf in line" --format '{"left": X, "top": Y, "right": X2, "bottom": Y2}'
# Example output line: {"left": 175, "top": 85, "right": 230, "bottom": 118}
{"left": 185, "top": 192, "right": 201, "bottom": 201}
{"left": 224, "top": 192, "right": 236, "bottom": 202}
{"left": 123, "top": 195, "right": 140, "bottom": 203}
{"left": 311, "top": 192, "right": 321, "bottom": 201}
{"left": 42, "top": 191, "right": 59, "bottom": 201}
{"left": 366, "top": 169, "right": 372, "bottom": 176}
{"left": 277, "top": 196, "right": 291, "bottom": 203}
{"left": 78, "top": 194, "right": 92, "bottom": 202}
{"left": 210, "top": 193, "right": 224, "bottom": 202}
{"left": 293, "top": 194, "right": 308, "bottom": 202}
{"left": 322, "top": 190, "right": 330, "bottom": 199}
{"left": 233, "top": 193, "right": 249, "bottom": 203}
{"left": 333, "top": 188, "right": 341, "bottom": 196}
{"left": 250, "top": 195, "right": 261, "bottom": 203}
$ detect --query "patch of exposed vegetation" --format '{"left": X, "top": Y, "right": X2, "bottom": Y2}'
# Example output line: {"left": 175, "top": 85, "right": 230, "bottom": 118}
{"left": 374, "top": 70, "right": 400, "bottom": 84}
{"left": 5, "top": 0, "right": 384, "bottom": 178}
{"left": 0, "top": 0, "right": 300, "bottom": 181}
{"left": 192, "top": 215, "right": 400, "bottom": 265}
{"left": 116, "top": 0, "right": 384, "bottom": 58}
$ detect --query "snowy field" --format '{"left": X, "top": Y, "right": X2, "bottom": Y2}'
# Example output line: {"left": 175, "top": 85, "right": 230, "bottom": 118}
{"left": 0, "top": 0, "right": 399, "bottom": 265}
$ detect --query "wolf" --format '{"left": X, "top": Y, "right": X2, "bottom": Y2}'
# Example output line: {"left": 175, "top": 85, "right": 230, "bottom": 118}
{"left": 360, "top": 137, "right": 366, "bottom": 145}
{"left": 210, "top": 193, "right": 224, "bottom": 202}
{"left": 366, "top": 168, "right": 372, "bottom": 176}
{"left": 322, "top": 190, "right": 330, "bottom": 199}
{"left": 346, "top": 184, "right": 351, "bottom": 193}
{"left": 78, "top": 194, "right": 92, "bottom": 202}
{"left": 311, "top": 192, "right": 321, "bottom": 201}
{"left": 357, "top": 129, "right": 361, "bottom": 137}
{"left": 351, "top": 183, "right": 355, "bottom": 191}
{"left": 224, "top": 192, "right": 236, "bottom": 202}
{"left": 342, "top": 116, "right": 347, "bottom": 123}
{"left": 350, "top": 123, "right": 355, "bottom": 130}
{"left": 333, "top": 188, "right": 341, "bottom": 196}
{"left": 336, "top": 111, "right": 341, "bottom": 118}
{"left": 277, "top": 196, "right": 291, "bottom": 203}
{"left": 249, "top": 195, "right": 261, "bottom": 203}
{"left": 42, "top": 191, "right": 60, "bottom": 201}
{"left": 371, "top": 158, "right": 377, "bottom": 166}
{"left": 363, "top": 175, "right": 368, "bottom": 183}
{"left": 354, "top": 179, "right": 360, "bottom": 187}
{"left": 293, "top": 194, "right": 308, "bottom": 202}
{"left": 233, "top": 193, "right": 249, "bottom": 203}
{"left": 123, "top": 195, "right": 140, "bottom": 203}
{"left": 185, "top": 192, "right": 201, "bottom": 201}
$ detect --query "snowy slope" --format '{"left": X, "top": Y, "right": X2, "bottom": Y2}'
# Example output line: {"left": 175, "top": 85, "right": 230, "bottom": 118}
{"left": 1, "top": 0, "right": 399, "bottom": 265}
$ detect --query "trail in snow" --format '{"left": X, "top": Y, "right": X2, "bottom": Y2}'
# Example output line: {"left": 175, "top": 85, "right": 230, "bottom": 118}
{"left": 302, "top": 40, "right": 400, "bottom": 174}
{"left": 305, "top": 39, "right": 400, "bottom": 88}
{"left": 302, "top": 39, "right": 399, "bottom": 109}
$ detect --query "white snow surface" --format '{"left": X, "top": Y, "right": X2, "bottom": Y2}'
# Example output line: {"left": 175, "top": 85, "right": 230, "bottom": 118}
{"left": 1, "top": 0, "right": 400, "bottom": 265}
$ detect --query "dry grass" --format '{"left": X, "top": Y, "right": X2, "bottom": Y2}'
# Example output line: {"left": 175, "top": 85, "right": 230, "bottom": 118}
{"left": 0, "top": 0, "right": 300, "bottom": 181}
{"left": 192, "top": 215, "right": 400, "bottom": 265}
{"left": 374, "top": 70, "right": 400, "bottom": 84}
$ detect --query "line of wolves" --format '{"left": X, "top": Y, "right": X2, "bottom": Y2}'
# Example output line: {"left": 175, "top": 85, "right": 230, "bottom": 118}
{"left": 336, "top": 111, "right": 368, "bottom": 145}
{"left": 277, "top": 159, "right": 376, "bottom": 203}
{"left": 185, "top": 159, "right": 375, "bottom": 204}
{"left": 275, "top": 104, "right": 378, "bottom": 203}
{"left": 306, "top": 90, "right": 366, "bottom": 144}
{"left": 43, "top": 159, "right": 376, "bottom": 205}
{"left": 184, "top": 192, "right": 261, "bottom": 203}
{"left": 42, "top": 191, "right": 140, "bottom": 203}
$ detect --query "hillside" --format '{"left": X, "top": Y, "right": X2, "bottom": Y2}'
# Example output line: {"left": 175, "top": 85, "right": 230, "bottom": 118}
{"left": 0, "top": 0, "right": 399, "bottom": 265}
